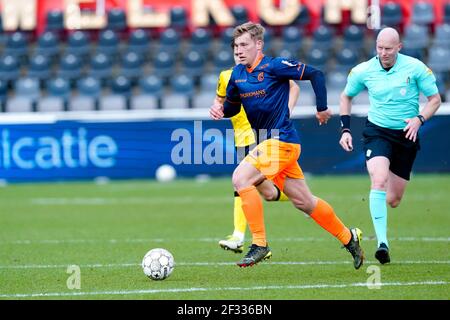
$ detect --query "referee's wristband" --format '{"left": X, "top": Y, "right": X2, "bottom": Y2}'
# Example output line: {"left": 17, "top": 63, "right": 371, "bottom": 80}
{"left": 340, "top": 115, "right": 351, "bottom": 134}
{"left": 417, "top": 114, "right": 425, "bottom": 125}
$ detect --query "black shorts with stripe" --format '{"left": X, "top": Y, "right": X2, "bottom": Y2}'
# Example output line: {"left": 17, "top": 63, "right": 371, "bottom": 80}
{"left": 362, "top": 120, "right": 420, "bottom": 181}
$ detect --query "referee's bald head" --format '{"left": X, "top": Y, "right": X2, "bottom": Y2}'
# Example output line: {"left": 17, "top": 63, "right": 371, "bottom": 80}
{"left": 377, "top": 27, "right": 400, "bottom": 45}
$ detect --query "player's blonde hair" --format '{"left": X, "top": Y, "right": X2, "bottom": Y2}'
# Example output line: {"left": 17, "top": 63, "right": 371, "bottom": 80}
{"left": 233, "top": 22, "right": 265, "bottom": 42}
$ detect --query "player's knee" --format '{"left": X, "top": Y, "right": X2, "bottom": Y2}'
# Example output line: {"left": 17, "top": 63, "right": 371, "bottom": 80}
{"left": 370, "top": 176, "right": 389, "bottom": 190}
{"left": 260, "top": 189, "right": 277, "bottom": 201}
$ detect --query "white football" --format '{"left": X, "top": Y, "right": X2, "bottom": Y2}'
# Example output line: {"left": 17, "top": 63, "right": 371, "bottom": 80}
{"left": 142, "top": 248, "right": 175, "bottom": 280}
{"left": 155, "top": 164, "right": 176, "bottom": 182}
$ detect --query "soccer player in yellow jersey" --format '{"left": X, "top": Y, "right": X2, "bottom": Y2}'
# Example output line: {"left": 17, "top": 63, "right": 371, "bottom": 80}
{"left": 215, "top": 48, "right": 300, "bottom": 253}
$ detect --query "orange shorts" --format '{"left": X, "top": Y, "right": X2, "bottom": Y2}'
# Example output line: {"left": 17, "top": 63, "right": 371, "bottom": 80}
{"left": 244, "top": 139, "right": 304, "bottom": 191}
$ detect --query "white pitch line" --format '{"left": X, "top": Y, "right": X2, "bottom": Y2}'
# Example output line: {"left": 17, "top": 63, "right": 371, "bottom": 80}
{"left": 0, "top": 260, "right": 449, "bottom": 270}
{"left": 0, "top": 281, "right": 448, "bottom": 298}
{"left": 1, "top": 236, "right": 449, "bottom": 245}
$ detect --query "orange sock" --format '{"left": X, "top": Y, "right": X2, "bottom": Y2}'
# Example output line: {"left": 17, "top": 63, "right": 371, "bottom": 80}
{"left": 238, "top": 186, "right": 266, "bottom": 247}
{"left": 310, "top": 198, "right": 351, "bottom": 245}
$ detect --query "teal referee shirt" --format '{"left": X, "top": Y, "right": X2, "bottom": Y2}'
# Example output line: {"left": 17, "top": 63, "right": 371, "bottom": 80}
{"left": 344, "top": 53, "right": 438, "bottom": 130}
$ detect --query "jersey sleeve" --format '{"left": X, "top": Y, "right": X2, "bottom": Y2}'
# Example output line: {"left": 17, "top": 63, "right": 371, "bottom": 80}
{"left": 216, "top": 69, "right": 231, "bottom": 97}
{"left": 269, "top": 57, "right": 328, "bottom": 111}
{"left": 415, "top": 62, "right": 439, "bottom": 97}
{"left": 223, "top": 70, "right": 242, "bottom": 118}
{"left": 344, "top": 65, "right": 366, "bottom": 97}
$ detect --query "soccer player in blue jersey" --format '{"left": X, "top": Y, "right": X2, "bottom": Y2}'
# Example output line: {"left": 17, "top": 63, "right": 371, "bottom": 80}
{"left": 339, "top": 27, "right": 441, "bottom": 264}
{"left": 210, "top": 22, "right": 364, "bottom": 269}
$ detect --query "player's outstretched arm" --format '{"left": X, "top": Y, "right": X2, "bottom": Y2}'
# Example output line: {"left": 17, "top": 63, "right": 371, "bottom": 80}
{"left": 300, "top": 65, "right": 329, "bottom": 125}
{"left": 288, "top": 80, "right": 300, "bottom": 116}
{"left": 339, "top": 93, "right": 354, "bottom": 152}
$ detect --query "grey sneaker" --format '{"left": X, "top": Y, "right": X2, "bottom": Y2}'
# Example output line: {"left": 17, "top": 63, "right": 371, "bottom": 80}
{"left": 344, "top": 228, "right": 365, "bottom": 270}
{"left": 219, "top": 235, "right": 244, "bottom": 253}
{"left": 375, "top": 243, "right": 391, "bottom": 264}
{"left": 237, "top": 244, "right": 272, "bottom": 267}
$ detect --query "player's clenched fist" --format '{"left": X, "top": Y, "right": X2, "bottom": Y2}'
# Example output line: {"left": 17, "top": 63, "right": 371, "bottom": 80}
{"left": 210, "top": 103, "right": 224, "bottom": 120}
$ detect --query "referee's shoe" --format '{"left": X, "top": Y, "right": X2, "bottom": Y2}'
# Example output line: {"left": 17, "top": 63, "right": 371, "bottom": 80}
{"left": 375, "top": 243, "right": 391, "bottom": 264}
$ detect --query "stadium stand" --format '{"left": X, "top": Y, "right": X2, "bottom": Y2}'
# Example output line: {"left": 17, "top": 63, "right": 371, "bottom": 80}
{"left": 0, "top": 1, "right": 449, "bottom": 113}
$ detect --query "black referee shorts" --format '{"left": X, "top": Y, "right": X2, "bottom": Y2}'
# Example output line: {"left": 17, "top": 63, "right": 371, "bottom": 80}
{"left": 362, "top": 120, "right": 420, "bottom": 181}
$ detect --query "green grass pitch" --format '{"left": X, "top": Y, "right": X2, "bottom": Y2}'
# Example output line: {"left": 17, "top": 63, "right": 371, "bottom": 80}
{"left": 0, "top": 174, "right": 449, "bottom": 300}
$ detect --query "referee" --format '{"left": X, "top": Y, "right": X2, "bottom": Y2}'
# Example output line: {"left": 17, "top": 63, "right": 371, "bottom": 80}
{"left": 338, "top": 27, "right": 441, "bottom": 264}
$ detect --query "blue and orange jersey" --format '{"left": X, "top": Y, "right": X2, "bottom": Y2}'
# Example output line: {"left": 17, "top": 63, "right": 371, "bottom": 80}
{"left": 217, "top": 69, "right": 256, "bottom": 147}
{"left": 223, "top": 55, "right": 327, "bottom": 144}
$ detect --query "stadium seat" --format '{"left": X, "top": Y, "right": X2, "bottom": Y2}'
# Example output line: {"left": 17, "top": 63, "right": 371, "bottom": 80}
{"left": 0, "top": 55, "right": 21, "bottom": 84}
{"left": 152, "top": 51, "right": 175, "bottom": 82}
{"left": 107, "top": 8, "right": 127, "bottom": 31}
{"left": 433, "top": 23, "right": 450, "bottom": 49}
{"left": 14, "top": 77, "right": 40, "bottom": 102}
{"left": 231, "top": 5, "right": 249, "bottom": 25}
{"left": 292, "top": 6, "right": 311, "bottom": 27}
{"left": 157, "top": 28, "right": 181, "bottom": 56}
{"left": 306, "top": 48, "right": 329, "bottom": 72}
{"left": 182, "top": 49, "right": 206, "bottom": 80}
{"left": 95, "top": 29, "right": 120, "bottom": 61}
{"left": 35, "top": 31, "right": 60, "bottom": 63}
{"left": 88, "top": 53, "right": 113, "bottom": 84}
{"left": 213, "top": 50, "right": 234, "bottom": 73}
{"left": 4, "top": 32, "right": 28, "bottom": 62}
{"left": 200, "top": 73, "right": 219, "bottom": 92}
{"left": 0, "top": 16, "right": 6, "bottom": 45}
{"left": 277, "top": 47, "right": 298, "bottom": 60}
{"left": 311, "top": 25, "right": 335, "bottom": 52}
{"left": 27, "top": 54, "right": 52, "bottom": 84}
{"left": 327, "top": 71, "right": 347, "bottom": 105}
{"left": 45, "top": 10, "right": 64, "bottom": 33}
{"left": 6, "top": 78, "right": 41, "bottom": 112}
{"left": 69, "top": 76, "right": 101, "bottom": 111}
{"left": 5, "top": 96, "right": 34, "bottom": 113}
{"left": 428, "top": 47, "right": 450, "bottom": 73}
{"left": 335, "top": 48, "right": 359, "bottom": 72}
{"left": 188, "top": 28, "right": 212, "bottom": 56}
{"left": 119, "top": 51, "right": 145, "bottom": 83}
{"left": 38, "top": 77, "right": 70, "bottom": 112}
{"left": 445, "top": 3, "right": 450, "bottom": 24}
{"left": 77, "top": 76, "right": 101, "bottom": 97}
{"left": 400, "top": 47, "right": 424, "bottom": 60}
{"left": 131, "top": 75, "right": 163, "bottom": 110}
{"left": 411, "top": 2, "right": 435, "bottom": 27}
{"left": 0, "top": 79, "right": 7, "bottom": 110}
{"left": 170, "top": 6, "right": 188, "bottom": 34}
{"left": 126, "top": 29, "right": 151, "bottom": 60}
{"left": 220, "top": 27, "right": 234, "bottom": 48}
{"left": 433, "top": 72, "right": 447, "bottom": 101}
{"left": 110, "top": 75, "right": 132, "bottom": 98}
{"left": 193, "top": 73, "right": 217, "bottom": 109}
{"left": 281, "top": 26, "right": 303, "bottom": 53}
{"left": 57, "top": 53, "right": 83, "bottom": 83}
{"left": 46, "top": 77, "right": 71, "bottom": 100}
{"left": 162, "top": 74, "right": 194, "bottom": 109}
{"left": 381, "top": 2, "right": 403, "bottom": 28}
{"left": 66, "top": 31, "right": 91, "bottom": 61}
{"left": 402, "top": 24, "right": 429, "bottom": 50}
{"left": 343, "top": 25, "right": 365, "bottom": 51}
{"left": 99, "top": 95, "right": 127, "bottom": 111}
